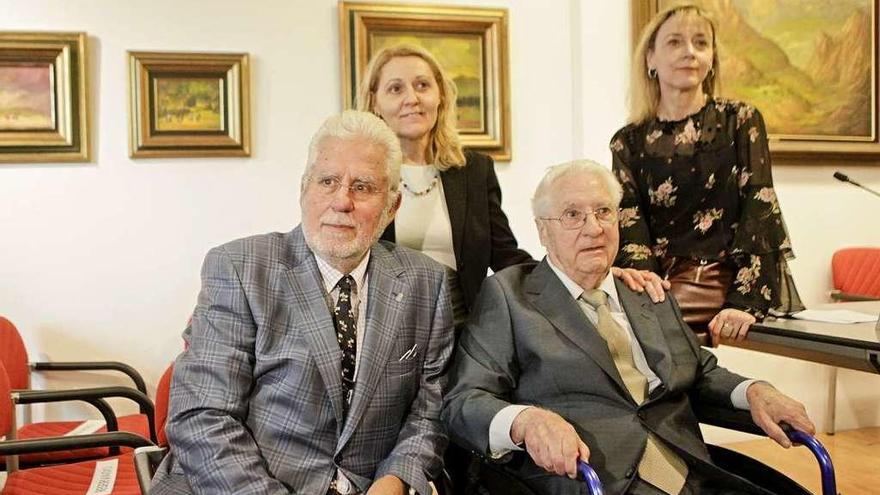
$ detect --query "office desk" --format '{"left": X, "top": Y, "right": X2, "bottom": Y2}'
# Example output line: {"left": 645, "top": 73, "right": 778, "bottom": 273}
{"left": 723, "top": 301, "right": 880, "bottom": 374}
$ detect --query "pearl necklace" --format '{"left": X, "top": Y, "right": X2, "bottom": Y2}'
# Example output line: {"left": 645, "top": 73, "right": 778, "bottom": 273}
{"left": 401, "top": 169, "right": 439, "bottom": 197}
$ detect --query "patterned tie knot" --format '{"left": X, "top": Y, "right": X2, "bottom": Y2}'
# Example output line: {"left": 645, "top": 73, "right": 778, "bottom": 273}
{"left": 581, "top": 289, "right": 609, "bottom": 310}
{"left": 337, "top": 275, "right": 354, "bottom": 293}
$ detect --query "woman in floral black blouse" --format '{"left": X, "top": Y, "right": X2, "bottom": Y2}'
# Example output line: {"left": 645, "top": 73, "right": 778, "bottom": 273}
{"left": 610, "top": 4, "right": 802, "bottom": 343}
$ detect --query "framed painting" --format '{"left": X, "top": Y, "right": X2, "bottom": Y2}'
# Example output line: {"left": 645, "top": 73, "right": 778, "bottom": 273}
{"left": 128, "top": 51, "right": 250, "bottom": 158}
{"left": 631, "top": 0, "right": 880, "bottom": 162}
{"left": 0, "top": 32, "right": 89, "bottom": 163}
{"left": 340, "top": 2, "right": 512, "bottom": 160}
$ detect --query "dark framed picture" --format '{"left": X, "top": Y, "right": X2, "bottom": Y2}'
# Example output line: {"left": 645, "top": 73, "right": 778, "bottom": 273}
{"left": 128, "top": 51, "right": 250, "bottom": 158}
{"left": 340, "top": 2, "right": 512, "bottom": 160}
{"left": 632, "top": 0, "right": 879, "bottom": 162}
{"left": 0, "top": 32, "right": 89, "bottom": 163}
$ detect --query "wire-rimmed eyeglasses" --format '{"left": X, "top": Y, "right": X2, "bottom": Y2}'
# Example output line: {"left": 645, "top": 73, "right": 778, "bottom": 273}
{"left": 539, "top": 207, "right": 620, "bottom": 230}
{"left": 310, "top": 174, "right": 384, "bottom": 201}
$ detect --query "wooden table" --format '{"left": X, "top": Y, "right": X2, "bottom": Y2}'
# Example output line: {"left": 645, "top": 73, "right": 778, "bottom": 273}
{"left": 724, "top": 301, "right": 880, "bottom": 374}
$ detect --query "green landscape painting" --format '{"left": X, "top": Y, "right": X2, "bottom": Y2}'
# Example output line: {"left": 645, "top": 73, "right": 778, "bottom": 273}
{"left": 154, "top": 77, "right": 223, "bottom": 131}
{"left": 370, "top": 32, "right": 485, "bottom": 133}
{"left": 674, "top": 0, "right": 874, "bottom": 139}
{"left": 0, "top": 64, "right": 54, "bottom": 130}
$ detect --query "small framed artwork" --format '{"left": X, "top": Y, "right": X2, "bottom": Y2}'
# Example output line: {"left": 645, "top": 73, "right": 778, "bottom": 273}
{"left": 0, "top": 32, "right": 89, "bottom": 163}
{"left": 631, "top": 0, "right": 880, "bottom": 162}
{"left": 340, "top": 2, "right": 512, "bottom": 161}
{"left": 128, "top": 51, "right": 250, "bottom": 158}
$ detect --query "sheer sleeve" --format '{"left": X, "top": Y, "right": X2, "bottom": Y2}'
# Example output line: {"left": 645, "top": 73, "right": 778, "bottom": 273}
{"left": 610, "top": 130, "right": 659, "bottom": 272}
{"left": 725, "top": 105, "right": 803, "bottom": 316}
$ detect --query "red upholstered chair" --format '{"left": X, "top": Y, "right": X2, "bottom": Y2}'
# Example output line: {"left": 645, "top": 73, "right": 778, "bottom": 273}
{"left": 830, "top": 247, "right": 880, "bottom": 301}
{"left": 134, "top": 364, "right": 174, "bottom": 492}
{"left": 0, "top": 316, "right": 156, "bottom": 466}
{"left": 825, "top": 247, "right": 880, "bottom": 434}
{"left": 0, "top": 361, "right": 153, "bottom": 495}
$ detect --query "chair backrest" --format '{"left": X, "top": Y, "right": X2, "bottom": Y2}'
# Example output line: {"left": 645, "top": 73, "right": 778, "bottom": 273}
{"left": 832, "top": 247, "right": 880, "bottom": 298}
{"left": 0, "top": 317, "right": 30, "bottom": 390}
{"left": 154, "top": 363, "right": 174, "bottom": 448}
{"left": 0, "top": 361, "right": 13, "bottom": 436}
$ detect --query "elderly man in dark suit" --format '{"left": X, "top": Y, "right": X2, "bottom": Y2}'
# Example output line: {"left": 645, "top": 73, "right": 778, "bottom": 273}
{"left": 441, "top": 160, "right": 814, "bottom": 495}
{"left": 151, "top": 110, "right": 453, "bottom": 495}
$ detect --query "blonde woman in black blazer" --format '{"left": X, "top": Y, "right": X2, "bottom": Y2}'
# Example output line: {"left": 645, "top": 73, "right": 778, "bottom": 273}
{"left": 358, "top": 45, "right": 532, "bottom": 324}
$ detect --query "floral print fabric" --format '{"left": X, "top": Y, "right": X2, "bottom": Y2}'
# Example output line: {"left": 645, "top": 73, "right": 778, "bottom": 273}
{"left": 610, "top": 98, "right": 802, "bottom": 317}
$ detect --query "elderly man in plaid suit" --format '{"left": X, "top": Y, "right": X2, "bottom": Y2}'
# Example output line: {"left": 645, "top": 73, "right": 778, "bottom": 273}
{"left": 150, "top": 111, "right": 454, "bottom": 495}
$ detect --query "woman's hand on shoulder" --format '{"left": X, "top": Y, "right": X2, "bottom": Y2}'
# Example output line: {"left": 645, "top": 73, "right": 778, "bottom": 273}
{"left": 611, "top": 267, "right": 670, "bottom": 303}
{"left": 708, "top": 308, "right": 756, "bottom": 345}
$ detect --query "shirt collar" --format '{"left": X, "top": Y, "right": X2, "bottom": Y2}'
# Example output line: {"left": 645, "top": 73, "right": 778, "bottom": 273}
{"left": 545, "top": 256, "right": 622, "bottom": 312}
{"left": 315, "top": 251, "right": 371, "bottom": 293}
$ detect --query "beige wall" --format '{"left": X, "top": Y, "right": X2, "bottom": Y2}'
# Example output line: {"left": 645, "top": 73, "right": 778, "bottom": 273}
{"left": 2, "top": 0, "right": 879, "bottom": 442}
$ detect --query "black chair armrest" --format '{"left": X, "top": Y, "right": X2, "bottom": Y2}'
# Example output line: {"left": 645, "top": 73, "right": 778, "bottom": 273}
{"left": 31, "top": 361, "right": 148, "bottom": 397}
{"left": 0, "top": 431, "right": 154, "bottom": 456}
{"left": 692, "top": 402, "right": 765, "bottom": 437}
{"left": 13, "top": 386, "right": 157, "bottom": 443}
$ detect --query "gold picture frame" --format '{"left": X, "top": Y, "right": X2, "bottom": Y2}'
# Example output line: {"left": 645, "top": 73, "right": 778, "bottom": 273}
{"left": 340, "top": 1, "right": 512, "bottom": 161}
{"left": 631, "top": 0, "right": 880, "bottom": 163}
{"left": 0, "top": 32, "right": 89, "bottom": 163}
{"left": 128, "top": 51, "right": 251, "bottom": 158}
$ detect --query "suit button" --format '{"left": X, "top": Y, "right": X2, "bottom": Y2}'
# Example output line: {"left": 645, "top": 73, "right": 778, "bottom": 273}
{"left": 625, "top": 466, "right": 636, "bottom": 478}
{"left": 637, "top": 411, "right": 646, "bottom": 420}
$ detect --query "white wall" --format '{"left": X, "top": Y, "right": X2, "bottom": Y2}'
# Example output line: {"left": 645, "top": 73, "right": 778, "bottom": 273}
{"left": 2, "top": 0, "right": 880, "bottom": 443}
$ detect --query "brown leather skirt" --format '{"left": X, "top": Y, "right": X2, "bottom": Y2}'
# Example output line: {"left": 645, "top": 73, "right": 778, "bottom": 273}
{"left": 660, "top": 256, "right": 734, "bottom": 331}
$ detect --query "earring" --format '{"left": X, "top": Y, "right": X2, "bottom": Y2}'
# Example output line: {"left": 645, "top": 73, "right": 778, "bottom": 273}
{"left": 708, "top": 67, "right": 716, "bottom": 78}
{"left": 648, "top": 67, "right": 658, "bottom": 79}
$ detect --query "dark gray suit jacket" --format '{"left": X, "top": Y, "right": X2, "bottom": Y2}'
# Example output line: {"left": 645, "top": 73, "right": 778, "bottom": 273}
{"left": 442, "top": 260, "right": 766, "bottom": 494}
{"left": 150, "top": 227, "right": 454, "bottom": 495}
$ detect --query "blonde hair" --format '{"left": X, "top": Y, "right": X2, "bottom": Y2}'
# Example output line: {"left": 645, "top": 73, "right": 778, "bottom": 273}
{"left": 356, "top": 44, "right": 466, "bottom": 170}
{"left": 628, "top": 3, "right": 719, "bottom": 124}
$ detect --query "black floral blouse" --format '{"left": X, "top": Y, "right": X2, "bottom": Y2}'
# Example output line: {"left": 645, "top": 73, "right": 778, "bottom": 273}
{"left": 610, "top": 98, "right": 803, "bottom": 317}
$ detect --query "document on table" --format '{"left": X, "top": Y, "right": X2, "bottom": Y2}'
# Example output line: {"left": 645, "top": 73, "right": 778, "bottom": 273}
{"left": 791, "top": 309, "right": 879, "bottom": 324}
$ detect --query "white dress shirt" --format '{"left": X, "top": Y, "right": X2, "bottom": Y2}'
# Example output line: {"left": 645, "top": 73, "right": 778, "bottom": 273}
{"left": 487, "top": 260, "right": 755, "bottom": 457}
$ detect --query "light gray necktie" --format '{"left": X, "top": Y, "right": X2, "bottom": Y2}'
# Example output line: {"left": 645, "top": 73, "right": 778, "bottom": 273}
{"left": 581, "top": 289, "right": 688, "bottom": 495}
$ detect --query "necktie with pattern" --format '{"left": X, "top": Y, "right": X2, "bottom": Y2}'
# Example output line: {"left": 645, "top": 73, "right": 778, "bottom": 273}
{"left": 333, "top": 275, "right": 357, "bottom": 414}
{"left": 580, "top": 289, "right": 689, "bottom": 495}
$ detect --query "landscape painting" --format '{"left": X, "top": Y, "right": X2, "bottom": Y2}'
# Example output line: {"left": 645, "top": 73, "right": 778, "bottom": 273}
{"left": 370, "top": 32, "right": 485, "bottom": 133}
{"left": 154, "top": 77, "right": 223, "bottom": 132}
{"left": 0, "top": 64, "right": 55, "bottom": 131}
{"left": 667, "top": 0, "right": 875, "bottom": 141}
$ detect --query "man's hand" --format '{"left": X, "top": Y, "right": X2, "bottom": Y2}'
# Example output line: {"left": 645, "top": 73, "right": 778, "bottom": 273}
{"left": 709, "top": 308, "right": 756, "bottom": 344}
{"left": 510, "top": 407, "right": 590, "bottom": 479}
{"left": 747, "top": 382, "right": 815, "bottom": 448}
{"left": 366, "top": 475, "right": 407, "bottom": 495}
{"left": 611, "top": 267, "right": 670, "bottom": 303}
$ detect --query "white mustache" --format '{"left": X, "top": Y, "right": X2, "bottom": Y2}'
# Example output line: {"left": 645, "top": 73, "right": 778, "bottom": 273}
{"left": 321, "top": 215, "right": 355, "bottom": 227}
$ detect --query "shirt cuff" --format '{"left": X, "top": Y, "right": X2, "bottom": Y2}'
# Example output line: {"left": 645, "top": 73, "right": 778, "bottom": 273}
{"left": 731, "top": 379, "right": 762, "bottom": 410}
{"left": 488, "top": 405, "right": 533, "bottom": 458}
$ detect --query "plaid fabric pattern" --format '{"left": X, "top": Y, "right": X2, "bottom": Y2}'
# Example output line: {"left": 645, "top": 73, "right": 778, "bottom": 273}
{"left": 151, "top": 227, "right": 454, "bottom": 495}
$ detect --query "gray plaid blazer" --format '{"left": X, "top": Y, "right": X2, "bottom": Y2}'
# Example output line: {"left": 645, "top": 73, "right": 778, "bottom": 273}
{"left": 150, "top": 226, "right": 453, "bottom": 495}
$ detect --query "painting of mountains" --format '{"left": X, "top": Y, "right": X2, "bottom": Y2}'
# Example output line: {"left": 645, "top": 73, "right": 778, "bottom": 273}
{"left": 674, "top": 0, "right": 874, "bottom": 140}
{"left": 370, "top": 32, "right": 486, "bottom": 133}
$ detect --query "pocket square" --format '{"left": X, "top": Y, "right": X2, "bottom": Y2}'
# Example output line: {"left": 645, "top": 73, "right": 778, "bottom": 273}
{"left": 398, "top": 344, "right": 419, "bottom": 361}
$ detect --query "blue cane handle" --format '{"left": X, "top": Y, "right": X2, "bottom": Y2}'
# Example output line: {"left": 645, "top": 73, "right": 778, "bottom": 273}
{"left": 787, "top": 429, "right": 837, "bottom": 495}
{"left": 577, "top": 460, "right": 605, "bottom": 495}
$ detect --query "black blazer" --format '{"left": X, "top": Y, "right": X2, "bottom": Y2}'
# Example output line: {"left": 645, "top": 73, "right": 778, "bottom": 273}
{"left": 381, "top": 151, "right": 533, "bottom": 312}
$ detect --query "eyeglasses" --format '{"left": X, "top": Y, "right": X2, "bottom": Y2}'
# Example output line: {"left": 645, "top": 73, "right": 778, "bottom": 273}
{"left": 539, "top": 207, "right": 619, "bottom": 230}
{"left": 311, "top": 175, "right": 384, "bottom": 201}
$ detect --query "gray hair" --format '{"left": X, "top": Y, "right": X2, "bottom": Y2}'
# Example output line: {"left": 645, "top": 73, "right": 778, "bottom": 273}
{"left": 531, "top": 159, "right": 623, "bottom": 217}
{"left": 302, "top": 110, "right": 402, "bottom": 197}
